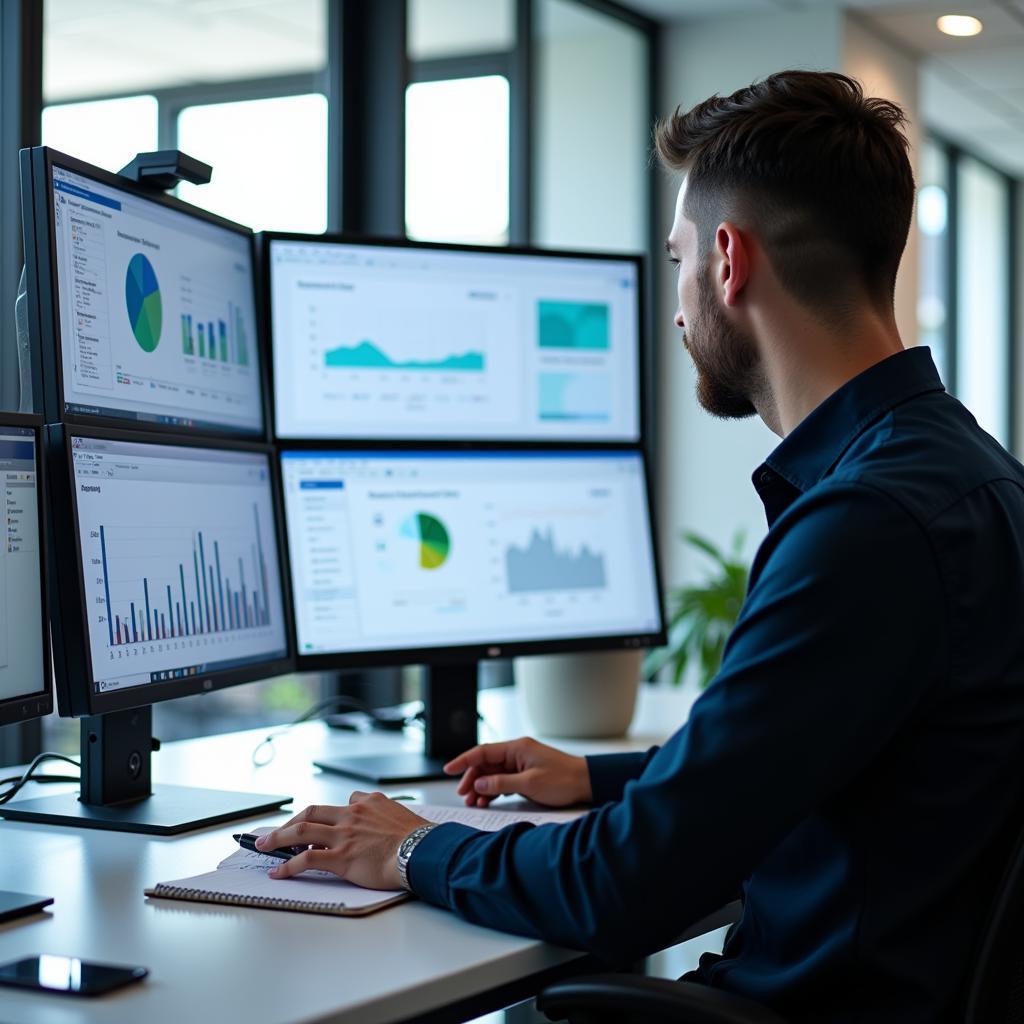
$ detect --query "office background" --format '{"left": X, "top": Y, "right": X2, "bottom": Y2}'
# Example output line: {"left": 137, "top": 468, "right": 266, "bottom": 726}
{"left": 0, "top": 0, "right": 1021, "bottom": 776}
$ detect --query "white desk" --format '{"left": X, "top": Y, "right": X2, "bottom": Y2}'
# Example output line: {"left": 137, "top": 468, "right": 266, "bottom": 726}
{"left": 0, "top": 685, "right": 719, "bottom": 1024}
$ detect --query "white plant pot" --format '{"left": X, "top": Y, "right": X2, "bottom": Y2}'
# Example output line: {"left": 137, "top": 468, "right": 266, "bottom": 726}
{"left": 514, "top": 650, "right": 643, "bottom": 739}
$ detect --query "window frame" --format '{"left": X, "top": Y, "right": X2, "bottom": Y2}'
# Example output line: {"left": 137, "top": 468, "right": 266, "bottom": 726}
{"left": 927, "top": 133, "right": 1020, "bottom": 451}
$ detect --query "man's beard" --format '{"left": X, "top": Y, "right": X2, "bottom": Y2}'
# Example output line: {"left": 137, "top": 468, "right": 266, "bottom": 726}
{"left": 684, "top": 271, "right": 761, "bottom": 420}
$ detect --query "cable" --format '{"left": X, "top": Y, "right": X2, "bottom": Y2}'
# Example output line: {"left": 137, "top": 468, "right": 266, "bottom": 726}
{"left": 251, "top": 695, "right": 396, "bottom": 767}
{"left": 0, "top": 752, "right": 80, "bottom": 805}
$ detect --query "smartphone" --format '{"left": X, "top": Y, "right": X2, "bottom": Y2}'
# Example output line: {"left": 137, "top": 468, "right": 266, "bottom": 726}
{"left": 0, "top": 955, "right": 148, "bottom": 997}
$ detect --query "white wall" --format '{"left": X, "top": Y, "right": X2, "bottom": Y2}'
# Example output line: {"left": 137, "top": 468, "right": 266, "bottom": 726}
{"left": 656, "top": 10, "right": 924, "bottom": 588}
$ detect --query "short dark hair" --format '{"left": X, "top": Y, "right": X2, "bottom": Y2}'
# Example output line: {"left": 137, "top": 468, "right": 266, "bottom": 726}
{"left": 656, "top": 70, "right": 914, "bottom": 319}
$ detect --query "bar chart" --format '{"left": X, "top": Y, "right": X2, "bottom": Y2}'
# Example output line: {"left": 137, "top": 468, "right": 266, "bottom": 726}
{"left": 73, "top": 436, "right": 288, "bottom": 694}
{"left": 100, "top": 504, "right": 272, "bottom": 649}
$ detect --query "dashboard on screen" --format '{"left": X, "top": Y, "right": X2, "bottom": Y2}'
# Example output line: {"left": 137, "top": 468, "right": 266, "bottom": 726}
{"left": 49, "top": 162, "right": 264, "bottom": 435}
{"left": 0, "top": 427, "right": 46, "bottom": 709}
{"left": 269, "top": 239, "right": 642, "bottom": 442}
{"left": 280, "top": 449, "right": 662, "bottom": 656}
{"left": 70, "top": 436, "right": 288, "bottom": 695}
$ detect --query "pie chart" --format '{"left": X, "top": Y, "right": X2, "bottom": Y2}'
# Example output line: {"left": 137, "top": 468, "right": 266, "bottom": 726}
{"left": 400, "top": 512, "right": 450, "bottom": 570}
{"left": 125, "top": 253, "right": 162, "bottom": 353}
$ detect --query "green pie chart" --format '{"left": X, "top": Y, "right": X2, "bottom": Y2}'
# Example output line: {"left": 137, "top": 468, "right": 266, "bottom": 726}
{"left": 125, "top": 253, "right": 162, "bottom": 353}
{"left": 400, "top": 512, "right": 450, "bottom": 570}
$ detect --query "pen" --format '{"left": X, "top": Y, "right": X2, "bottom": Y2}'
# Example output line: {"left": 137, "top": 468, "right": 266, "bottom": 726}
{"left": 232, "top": 832, "right": 303, "bottom": 861}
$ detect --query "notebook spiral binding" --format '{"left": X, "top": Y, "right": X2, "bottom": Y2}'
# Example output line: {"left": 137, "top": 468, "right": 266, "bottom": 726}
{"left": 152, "top": 885, "right": 345, "bottom": 913}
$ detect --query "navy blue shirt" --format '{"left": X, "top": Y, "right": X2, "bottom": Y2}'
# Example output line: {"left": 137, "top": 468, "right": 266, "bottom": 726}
{"left": 409, "top": 348, "right": 1024, "bottom": 1023}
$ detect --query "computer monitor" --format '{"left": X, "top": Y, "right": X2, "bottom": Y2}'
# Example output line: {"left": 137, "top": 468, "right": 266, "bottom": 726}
{"left": 0, "top": 426, "right": 295, "bottom": 834}
{"left": 20, "top": 147, "right": 266, "bottom": 438}
{"left": 264, "top": 234, "right": 644, "bottom": 443}
{"left": 0, "top": 415, "right": 50, "bottom": 729}
{"left": 279, "top": 447, "right": 665, "bottom": 781}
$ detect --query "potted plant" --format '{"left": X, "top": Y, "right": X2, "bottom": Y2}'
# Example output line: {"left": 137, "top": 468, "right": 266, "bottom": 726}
{"left": 644, "top": 531, "right": 750, "bottom": 689}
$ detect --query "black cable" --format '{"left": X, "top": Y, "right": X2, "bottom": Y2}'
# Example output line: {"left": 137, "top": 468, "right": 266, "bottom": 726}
{"left": 0, "top": 752, "right": 80, "bottom": 805}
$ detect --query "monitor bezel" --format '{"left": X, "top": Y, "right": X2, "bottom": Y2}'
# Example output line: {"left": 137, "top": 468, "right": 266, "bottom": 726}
{"left": 259, "top": 231, "right": 648, "bottom": 448}
{"left": 0, "top": 414, "right": 53, "bottom": 728}
{"left": 46, "top": 423, "right": 295, "bottom": 719}
{"left": 276, "top": 441, "right": 667, "bottom": 672}
{"left": 21, "top": 146, "right": 270, "bottom": 442}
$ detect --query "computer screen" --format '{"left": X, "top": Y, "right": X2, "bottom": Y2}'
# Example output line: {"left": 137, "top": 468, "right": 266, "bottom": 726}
{"left": 267, "top": 237, "right": 642, "bottom": 442}
{"left": 46, "top": 157, "right": 264, "bottom": 435}
{"left": 280, "top": 449, "right": 663, "bottom": 658}
{"left": 0, "top": 420, "right": 49, "bottom": 725}
{"left": 65, "top": 434, "right": 289, "bottom": 706}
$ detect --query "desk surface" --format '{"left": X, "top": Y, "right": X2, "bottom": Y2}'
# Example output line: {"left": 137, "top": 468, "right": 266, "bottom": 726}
{"left": 0, "top": 685, "right": 701, "bottom": 1024}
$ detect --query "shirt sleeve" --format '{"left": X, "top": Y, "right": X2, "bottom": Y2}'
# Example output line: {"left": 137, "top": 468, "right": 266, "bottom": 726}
{"left": 407, "top": 484, "right": 947, "bottom": 964}
{"left": 586, "top": 750, "right": 658, "bottom": 805}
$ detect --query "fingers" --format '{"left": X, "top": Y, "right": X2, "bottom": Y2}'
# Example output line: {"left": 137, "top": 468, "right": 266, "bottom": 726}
{"left": 268, "top": 847, "right": 334, "bottom": 879}
{"left": 276, "top": 803, "right": 346, "bottom": 830}
{"left": 347, "top": 790, "right": 384, "bottom": 805}
{"left": 469, "top": 771, "right": 526, "bottom": 798}
{"left": 257, "top": 820, "right": 336, "bottom": 851}
{"left": 444, "top": 740, "right": 523, "bottom": 775}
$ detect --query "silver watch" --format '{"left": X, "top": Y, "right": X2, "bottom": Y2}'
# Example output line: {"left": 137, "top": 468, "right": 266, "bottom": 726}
{"left": 396, "top": 823, "right": 437, "bottom": 890}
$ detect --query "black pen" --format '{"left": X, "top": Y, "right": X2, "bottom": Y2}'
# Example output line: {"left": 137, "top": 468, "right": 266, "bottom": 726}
{"left": 232, "top": 832, "right": 303, "bottom": 861}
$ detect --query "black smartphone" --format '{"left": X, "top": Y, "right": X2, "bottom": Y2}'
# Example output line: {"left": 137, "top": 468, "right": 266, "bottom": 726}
{"left": 0, "top": 955, "right": 148, "bottom": 997}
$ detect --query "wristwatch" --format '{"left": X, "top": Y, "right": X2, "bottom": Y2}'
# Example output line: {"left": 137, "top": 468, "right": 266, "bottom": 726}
{"left": 396, "top": 823, "right": 437, "bottom": 890}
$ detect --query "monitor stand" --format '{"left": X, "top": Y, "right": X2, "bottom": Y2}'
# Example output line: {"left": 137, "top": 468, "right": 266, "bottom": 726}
{"left": 0, "top": 707, "right": 290, "bottom": 836}
{"left": 314, "top": 662, "right": 478, "bottom": 784}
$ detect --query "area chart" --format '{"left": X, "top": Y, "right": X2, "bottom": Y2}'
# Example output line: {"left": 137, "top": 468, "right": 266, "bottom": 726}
{"left": 505, "top": 528, "right": 607, "bottom": 593}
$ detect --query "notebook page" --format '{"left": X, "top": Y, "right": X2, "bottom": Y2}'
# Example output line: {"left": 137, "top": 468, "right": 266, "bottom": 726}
{"left": 414, "top": 804, "right": 585, "bottom": 830}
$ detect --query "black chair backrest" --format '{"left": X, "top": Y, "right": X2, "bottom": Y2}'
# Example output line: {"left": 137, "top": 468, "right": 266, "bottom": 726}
{"left": 964, "top": 819, "right": 1024, "bottom": 1024}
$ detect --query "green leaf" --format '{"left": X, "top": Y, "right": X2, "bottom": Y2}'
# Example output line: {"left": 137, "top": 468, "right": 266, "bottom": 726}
{"left": 658, "top": 529, "right": 752, "bottom": 687}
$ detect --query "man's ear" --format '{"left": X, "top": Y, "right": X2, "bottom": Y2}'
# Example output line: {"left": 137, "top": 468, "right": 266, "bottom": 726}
{"left": 716, "top": 222, "right": 749, "bottom": 307}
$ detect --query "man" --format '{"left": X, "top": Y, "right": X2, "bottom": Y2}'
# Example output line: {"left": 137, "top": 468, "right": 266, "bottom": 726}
{"left": 258, "top": 71, "right": 1024, "bottom": 1022}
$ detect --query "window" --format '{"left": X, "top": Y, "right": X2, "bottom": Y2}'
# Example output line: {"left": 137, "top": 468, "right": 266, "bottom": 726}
{"left": 956, "top": 155, "right": 1011, "bottom": 445}
{"left": 405, "top": 75, "right": 511, "bottom": 244}
{"left": 533, "top": 0, "right": 649, "bottom": 252}
{"left": 408, "top": 0, "right": 515, "bottom": 61}
{"left": 177, "top": 93, "right": 329, "bottom": 233}
{"left": 42, "top": 0, "right": 329, "bottom": 233}
{"left": 917, "top": 141, "right": 950, "bottom": 383}
{"left": 42, "top": 96, "right": 159, "bottom": 174}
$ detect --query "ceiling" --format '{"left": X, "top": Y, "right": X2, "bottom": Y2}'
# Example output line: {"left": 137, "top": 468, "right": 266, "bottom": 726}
{"left": 622, "top": 0, "right": 1024, "bottom": 175}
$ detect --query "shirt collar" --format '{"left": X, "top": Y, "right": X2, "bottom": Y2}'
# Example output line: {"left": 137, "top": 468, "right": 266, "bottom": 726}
{"left": 753, "top": 347, "right": 945, "bottom": 511}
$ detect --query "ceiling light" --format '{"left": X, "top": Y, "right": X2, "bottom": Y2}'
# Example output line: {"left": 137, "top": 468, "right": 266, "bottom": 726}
{"left": 937, "top": 14, "right": 983, "bottom": 37}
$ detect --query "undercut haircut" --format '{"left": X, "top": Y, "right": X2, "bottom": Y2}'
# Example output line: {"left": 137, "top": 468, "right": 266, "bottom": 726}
{"left": 656, "top": 70, "right": 915, "bottom": 321}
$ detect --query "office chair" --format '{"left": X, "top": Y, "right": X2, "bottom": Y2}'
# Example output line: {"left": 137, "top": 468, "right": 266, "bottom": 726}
{"left": 537, "top": 818, "right": 1024, "bottom": 1024}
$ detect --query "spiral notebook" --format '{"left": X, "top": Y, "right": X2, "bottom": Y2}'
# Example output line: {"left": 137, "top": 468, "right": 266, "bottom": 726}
{"left": 145, "top": 805, "right": 583, "bottom": 917}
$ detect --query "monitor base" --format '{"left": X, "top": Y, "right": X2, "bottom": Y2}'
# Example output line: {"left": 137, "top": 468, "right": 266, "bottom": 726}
{"left": 0, "top": 783, "right": 290, "bottom": 836}
{"left": 315, "top": 753, "right": 450, "bottom": 785}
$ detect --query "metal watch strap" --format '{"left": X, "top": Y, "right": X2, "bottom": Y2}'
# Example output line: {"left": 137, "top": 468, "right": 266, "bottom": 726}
{"left": 396, "top": 823, "right": 437, "bottom": 890}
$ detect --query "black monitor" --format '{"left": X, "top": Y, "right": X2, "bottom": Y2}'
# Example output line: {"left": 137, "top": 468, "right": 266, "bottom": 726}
{"left": 0, "top": 414, "right": 57, "bottom": 918}
{"left": 279, "top": 446, "right": 665, "bottom": 782}
{"left": 20, "top": 147, "right": 267, "bottom": 438}
{"left": 0, "top": 425, "right": 295, "bottom": 834}
{"left": 263, "top": 233, "right": 644, "bottom": 444}
{"left": 0, "top": 414, "right": 50, "bottom": 729}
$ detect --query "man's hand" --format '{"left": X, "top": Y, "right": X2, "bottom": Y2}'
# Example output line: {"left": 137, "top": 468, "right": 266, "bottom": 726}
{"left": 445, "top": 737, "right": 592, "bottom": 808}
{"left": 255, "top": 793, "right": 430, "bottom": 890}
